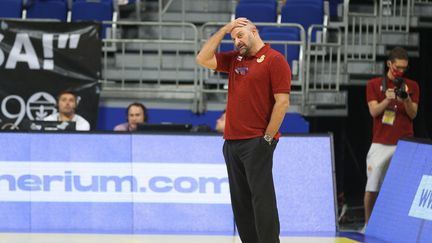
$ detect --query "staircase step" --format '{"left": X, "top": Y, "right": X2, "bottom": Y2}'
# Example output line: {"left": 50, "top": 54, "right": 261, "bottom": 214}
{"left": 113, "top": 53, "right": 196, "bottom": 69}
{"left": 103, "top": 68, "right": 196, "bottom": 82}
{"left": 347, "top": 61, "right": 383, "bottom": 75}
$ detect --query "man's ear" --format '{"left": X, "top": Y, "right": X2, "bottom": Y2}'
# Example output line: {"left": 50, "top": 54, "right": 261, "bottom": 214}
{"left": 386, "top": 60, "right": 392, "bottom": 68}
{"left": 252, "top": 27, "right": 258, "bottom": 36}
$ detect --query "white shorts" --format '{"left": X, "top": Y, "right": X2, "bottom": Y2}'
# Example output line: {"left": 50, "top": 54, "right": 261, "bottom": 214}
{"left": 365, "top": 143, "right": 396, "bottom": 192}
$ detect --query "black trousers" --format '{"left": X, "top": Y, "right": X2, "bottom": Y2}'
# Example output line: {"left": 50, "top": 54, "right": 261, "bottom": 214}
{"left": 223, "top": 137, "right": 280, "bottom": 243}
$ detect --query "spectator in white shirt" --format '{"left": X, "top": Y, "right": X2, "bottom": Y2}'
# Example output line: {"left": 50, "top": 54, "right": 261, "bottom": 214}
{"left": 44, "top": 90, "right": 90, "bottom": 131}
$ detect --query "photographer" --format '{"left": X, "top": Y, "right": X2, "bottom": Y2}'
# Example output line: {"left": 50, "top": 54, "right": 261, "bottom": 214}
{"left": 363, "top": 47, "right": 419, "bottom": 231}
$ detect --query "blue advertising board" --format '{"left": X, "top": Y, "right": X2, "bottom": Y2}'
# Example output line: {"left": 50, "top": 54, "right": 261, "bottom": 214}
{"left": 0, "top": 133, "right": 336, "bottom": 235}
{"left": 367, "top": 139, "right": 432, "bottom": 243}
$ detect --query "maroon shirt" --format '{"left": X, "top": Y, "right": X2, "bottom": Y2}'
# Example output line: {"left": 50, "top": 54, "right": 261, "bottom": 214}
{"left": 215, "top": 44, "right": 291, "bottom": 140}
{"left": 366, "top": 76, "right": 420, "bottom": 145}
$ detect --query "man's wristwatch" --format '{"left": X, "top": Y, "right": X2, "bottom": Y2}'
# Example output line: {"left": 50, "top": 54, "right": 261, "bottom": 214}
{"left": 263, "top": 134, "right": 273, "bottom": 144}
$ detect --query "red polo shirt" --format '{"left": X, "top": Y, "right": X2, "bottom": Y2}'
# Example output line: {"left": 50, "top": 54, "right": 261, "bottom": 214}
{"left": 215, "top": 44, "right": 291, "bottom": 140}
{"left": 366, "top": 76, "right": 420, "bottom": 145}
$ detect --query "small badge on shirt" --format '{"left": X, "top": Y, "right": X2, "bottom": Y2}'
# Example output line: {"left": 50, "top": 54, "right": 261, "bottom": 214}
{"left": 237, "top": 56, "right": 243, "bottom": 61}
{"left": 257, "top": 55, "right": 265, "bottom": 63}
{"left": 382, "top": 108, "right": 396, "bottom": 126}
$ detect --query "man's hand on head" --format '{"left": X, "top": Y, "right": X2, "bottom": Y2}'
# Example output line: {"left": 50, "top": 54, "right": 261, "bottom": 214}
{"left": 224, "top": 18, "right": 249, "bottom": 34}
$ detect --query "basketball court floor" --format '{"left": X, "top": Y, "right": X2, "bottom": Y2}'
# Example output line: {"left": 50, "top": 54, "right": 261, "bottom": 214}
{"left": 0, "top": 233, "right": 362, "bottom": 243}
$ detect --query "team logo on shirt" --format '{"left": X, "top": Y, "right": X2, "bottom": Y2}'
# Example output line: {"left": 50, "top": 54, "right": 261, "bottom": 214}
{"left": 257, "top": 55, "right": 265, "bottom": 63}
{"left": 234, "top": 67, "right": 248, "bottom": 75}
{"left": 237, "top": 56, "right": 243, "bottom": 61}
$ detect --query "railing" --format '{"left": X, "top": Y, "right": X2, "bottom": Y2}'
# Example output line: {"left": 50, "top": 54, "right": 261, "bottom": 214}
{"left": 306, "top": 25, "right": 343, "bottom": 93}
{"left": 158, "top": 0, "right": 181, "bottom": 22}
{"left": 101, "top": 21, "right": 200, "bottom": 110}
{"left": 343, "top": 0, "right": 416, "bottom": 62}
{"left": 411, "top": 0, "right": 432, "bottom": 15}
{"left": 343, "top": 0, "right": 378, "bottom": 62}
{"left": 412, "top": 0, "right": 432, "bottom": 12}
{"left": 198, "top": 22, "right": 306, "bottom": 113}
{"left": 379, "top": 0, "right": 412, "bottom": 33}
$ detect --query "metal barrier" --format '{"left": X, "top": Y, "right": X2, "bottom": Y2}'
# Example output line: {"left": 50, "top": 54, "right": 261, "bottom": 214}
{"left": 306, "top": 25, "right": 343, "bottom": 93}
{"left": 343, "top": 0, "right": 378, "bottom": 62}
{"left": 412, "top": 0, "right": 432, "bottom": 14}
{"left": 342, "top": 0, "right": 422, "bottom": 62}
{"left": 379, "top": 0, "right": 412, "bottom": 33}
{"left": 101, "top": 21, "right": 200, "bottom": 110}
{"left": 343, "top": 0, "right": 415, "bottom": 61}
{"left": 198, "top": 22, "right": 306, "bottom": 113}
{"left": 158, "top": 0, "right": 183, "bottom": 23}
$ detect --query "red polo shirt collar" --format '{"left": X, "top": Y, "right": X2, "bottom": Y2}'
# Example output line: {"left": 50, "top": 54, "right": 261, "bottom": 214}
{"left": 243, "top": 43, "right": 270, "bottom": 59}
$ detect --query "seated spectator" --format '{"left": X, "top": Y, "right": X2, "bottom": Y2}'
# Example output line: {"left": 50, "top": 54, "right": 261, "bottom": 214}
{"left": 114, "top": 102, "right": 147, "bottom": 131}
{"left": 215, "top": 110, "right": 226, "bottom": 133}
{"left": 44, "top": 90, "right": 90, "bottom": 131}
{"left": 191, "top": 110, "right": 225, "bottom": 133}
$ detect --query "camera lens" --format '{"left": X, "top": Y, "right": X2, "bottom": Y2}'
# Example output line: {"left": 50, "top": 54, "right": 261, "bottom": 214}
{"left": 396, "top": 89, "right": 408, "bottom": 99}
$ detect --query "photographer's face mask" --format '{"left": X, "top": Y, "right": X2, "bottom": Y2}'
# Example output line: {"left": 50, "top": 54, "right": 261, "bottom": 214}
{"left": 388, "top": 60, "right": 408, "bottom": 79}
{"left": 391, "top": 68, "right": 404, "bottom": 78}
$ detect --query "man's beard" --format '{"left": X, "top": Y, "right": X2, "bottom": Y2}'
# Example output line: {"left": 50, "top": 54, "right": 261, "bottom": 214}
{"left": 238, "top": 45, "right": 249, "bottom": 56}
{"left": 60, "top": 108, "right": 75, "bottom": 116}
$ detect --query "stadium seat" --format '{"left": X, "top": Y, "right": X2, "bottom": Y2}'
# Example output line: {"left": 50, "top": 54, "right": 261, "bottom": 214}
{"left": 260, "top": 30, "right": 300, "bottom": 67}
{"left": 219, "top": 33, "right": 235, "bottom": 53}
{"left": 286, "top": 0, "right": 323, "bottom": 3}
{"left": 261, "top": 26, "right": 301, "bottom": 39}
{"left": 71, "top": 0, "right": 115, "bottom": 38}
{"left": 329, "top": 0, "right": 343, "bottom": 19}
{"left": 235, "top": 2, "right": 277, "bottom": 23}
{"left": 26, "top": 0, "right": 68, "bottom": 21}
{"left": 238, "top": 0, "right": 277, "bottom": 8}
{"left": 285, "top": 0, "right": 324, "bottom": 5}
{"left": 0, "top": 0, "right": 23, "bottom": 19}
{"left": 281, "top": 2, "right": 323, "bottom": 41}
{"left": 239, "top": 0, "right": 277, "bottom": 2}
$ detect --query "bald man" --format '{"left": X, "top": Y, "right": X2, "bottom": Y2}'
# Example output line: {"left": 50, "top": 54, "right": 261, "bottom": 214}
{"left": 196, "top": 18, "right": 291, "bottom": 243}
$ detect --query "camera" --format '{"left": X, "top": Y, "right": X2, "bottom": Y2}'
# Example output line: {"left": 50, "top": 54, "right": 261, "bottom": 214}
{"left": 393, "top": 77, "right": 408, "bottom": 99}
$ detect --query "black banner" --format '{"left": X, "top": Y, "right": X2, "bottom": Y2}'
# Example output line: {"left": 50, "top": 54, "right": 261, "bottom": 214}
{"left": 0, "top": 20, "right": 101, "bottom": 130}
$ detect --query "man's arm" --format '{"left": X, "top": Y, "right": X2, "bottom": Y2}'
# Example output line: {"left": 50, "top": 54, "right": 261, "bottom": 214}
{"left": 368, "top": 88, "right": 394, "bottom": 118}
{"left": 402, "top": 96, "right": 418, "bottom": 120}
{"left": 195, "top": 18, "right": 248, "bottom": 70}
{"left": 265, "top": 93, "right": 290, "bottom": 139}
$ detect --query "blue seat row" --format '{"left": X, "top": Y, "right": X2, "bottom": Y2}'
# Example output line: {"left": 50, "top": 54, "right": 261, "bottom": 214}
{"left": 0, "top": 0, "right": 23, "bottom": 19}
{"left": 1, "top": 0, "right": 115, "bottom": 21}
{"left": 232, "top": 0, "right": 325, "bottom": 66}
{"left": 235, "top": 0, "right": 324, "bottom": 35}
{"left": 0, "top": 0, "right": 116, "bottom": 37}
